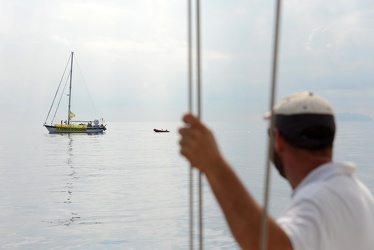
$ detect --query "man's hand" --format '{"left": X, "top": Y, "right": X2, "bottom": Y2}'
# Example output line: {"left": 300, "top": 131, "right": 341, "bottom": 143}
{"left": 179, "top": 113, "right": 222, "bottom": 173}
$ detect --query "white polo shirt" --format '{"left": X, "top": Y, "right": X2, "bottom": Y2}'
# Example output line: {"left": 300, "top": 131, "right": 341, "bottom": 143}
{"left": 277, "top": 162, "right": 374, "bottom": 250}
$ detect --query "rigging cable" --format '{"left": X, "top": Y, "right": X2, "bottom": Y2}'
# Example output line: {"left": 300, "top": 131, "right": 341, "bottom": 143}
{"left": 187, "top": 0, "right": 203, "bottom": 249}
{"left": 187, "top": 0, "right": 194, "bottom": 249}
{"left": 196, "top": 0, "right": 203, "bottom": 248}
{"left": 51, "top": 71, "right": 71, "bottom": 124}
{"left": 74, "top": 56, "right": 101, "bottom": 119}
{"left": 260, "top": 0, "right": 283, "bottom": 250}
{"left": 186, "top": 1, "right": 282, "bottom": 249}
{"left": 44, "top": 54, "right": 72, "bottom": 125}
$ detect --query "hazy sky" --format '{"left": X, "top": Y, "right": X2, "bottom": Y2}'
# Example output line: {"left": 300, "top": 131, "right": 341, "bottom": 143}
{"left": 1, "top": 0, "right": 373, "bottom": 123}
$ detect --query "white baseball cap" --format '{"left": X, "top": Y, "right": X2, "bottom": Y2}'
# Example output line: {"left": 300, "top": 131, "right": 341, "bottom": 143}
{"left": 264, "top": 91, "right": 334, "bottom": 118}
{"left": 265, "top": 91, "right": 336, "bottom": 149}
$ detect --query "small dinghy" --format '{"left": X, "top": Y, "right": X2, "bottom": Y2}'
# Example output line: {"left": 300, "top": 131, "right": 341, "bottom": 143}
{"left": 153, "top": 129, "right": 169, "bottom": 133}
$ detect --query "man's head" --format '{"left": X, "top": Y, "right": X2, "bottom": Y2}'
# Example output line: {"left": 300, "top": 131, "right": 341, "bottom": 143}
{"left": 266, "top": 91, "right": 336, "bottom": 150}
{"left": 265, "top": 91, "right": 336, "bottom": 178}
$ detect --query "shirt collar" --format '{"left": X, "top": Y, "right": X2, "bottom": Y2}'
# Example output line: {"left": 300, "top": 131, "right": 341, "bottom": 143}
{"left": 292, "top": 161, "right": 356, "bottom": 197}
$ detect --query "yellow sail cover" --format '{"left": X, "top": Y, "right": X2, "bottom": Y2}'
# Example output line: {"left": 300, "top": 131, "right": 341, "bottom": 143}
{"left": 54, "top": 124, "right": 87, "bottom": 131}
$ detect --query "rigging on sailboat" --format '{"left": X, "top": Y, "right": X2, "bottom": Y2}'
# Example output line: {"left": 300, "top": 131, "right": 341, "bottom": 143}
{"left": 43, "top": 52, "right": 107, "bottom": 134}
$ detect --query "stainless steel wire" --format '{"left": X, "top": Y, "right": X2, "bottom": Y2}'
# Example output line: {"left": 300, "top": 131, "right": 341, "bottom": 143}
{"left": 195, "top": 1, "right": 203, "bottom": 249}
{"left": 187, "top": 0, "right": 203, "bottom": 249}
{"left": 44, "top": 54, "right": 72, "bottom": 125}
{"left": 260, "top": 0, "right": 283, "bottom": 250}
{"left": 187, "top": 0, "right": 194, "bottom": 249}
{"left": 187, "top": 1, "right": 282, "bottom": 249}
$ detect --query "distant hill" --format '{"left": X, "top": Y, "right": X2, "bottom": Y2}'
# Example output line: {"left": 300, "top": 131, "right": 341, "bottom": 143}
{"left": 335, "top": 113, "right": 373, "bottom": 122}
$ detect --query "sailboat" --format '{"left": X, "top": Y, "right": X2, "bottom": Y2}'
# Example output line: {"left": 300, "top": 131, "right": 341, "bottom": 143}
{"left": 44, "top": 52, "right": 107, "bottom": 134}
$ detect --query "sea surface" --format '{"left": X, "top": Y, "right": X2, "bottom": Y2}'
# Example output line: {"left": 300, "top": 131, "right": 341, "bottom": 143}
{"left": 1, "top": 121, "right": 374, "bottom": 249}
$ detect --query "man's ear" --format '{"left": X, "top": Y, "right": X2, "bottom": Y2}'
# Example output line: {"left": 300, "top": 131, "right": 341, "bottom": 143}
{"left": 274, "top": 129, "right": 285, "bottom": 153}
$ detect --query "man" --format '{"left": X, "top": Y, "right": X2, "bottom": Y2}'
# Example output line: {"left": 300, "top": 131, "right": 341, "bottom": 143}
{"left": 179, "top": 91, "right": 374, "bottom": 250}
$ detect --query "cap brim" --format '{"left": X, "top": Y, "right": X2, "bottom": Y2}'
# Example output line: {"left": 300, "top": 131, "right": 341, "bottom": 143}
{"left": 263, "top": 111, "right": 271, "bottom": 120}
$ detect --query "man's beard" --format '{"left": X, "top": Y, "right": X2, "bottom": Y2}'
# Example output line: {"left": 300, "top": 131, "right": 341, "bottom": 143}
{"left": 272, "top": 148, "right": 286, "bottom": 178}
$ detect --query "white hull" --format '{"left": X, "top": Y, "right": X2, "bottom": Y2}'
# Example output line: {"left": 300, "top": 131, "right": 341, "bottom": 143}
{"left": 44, "top": 125, "right": 105, "bottom": 134}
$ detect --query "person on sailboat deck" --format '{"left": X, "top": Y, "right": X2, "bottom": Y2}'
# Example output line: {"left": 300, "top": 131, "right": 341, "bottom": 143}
{"left": 179, "top": 91, "right": 374, "bottom": 250}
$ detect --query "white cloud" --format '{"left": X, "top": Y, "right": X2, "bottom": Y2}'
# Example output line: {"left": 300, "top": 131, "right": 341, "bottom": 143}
{"left": 0, "top": 0, "right": 373, "bottom": 122}
{"left": 304, "top": 26, "right": 335, "bottom": 52}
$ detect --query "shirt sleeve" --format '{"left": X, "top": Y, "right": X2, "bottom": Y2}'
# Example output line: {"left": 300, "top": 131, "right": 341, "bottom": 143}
{"left": 277, "top": 199, "right": 329, "bottom": 250}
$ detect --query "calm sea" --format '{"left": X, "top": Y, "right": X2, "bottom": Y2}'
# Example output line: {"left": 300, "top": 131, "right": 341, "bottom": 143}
{"left": 1, "top": 121, "right": 373, "bottom": 249}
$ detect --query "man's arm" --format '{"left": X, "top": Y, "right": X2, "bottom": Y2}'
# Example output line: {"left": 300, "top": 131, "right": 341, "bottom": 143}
{"left": 179, "top": 113, "right": 292, "bottom": 250}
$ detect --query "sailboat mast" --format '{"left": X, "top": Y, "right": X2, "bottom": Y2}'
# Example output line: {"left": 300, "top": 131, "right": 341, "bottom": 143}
{"left": 67, "top": 52, "right": 74, "bottom": 125}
